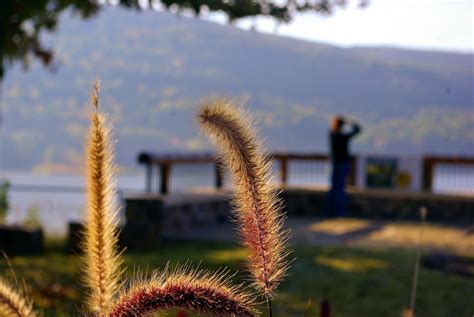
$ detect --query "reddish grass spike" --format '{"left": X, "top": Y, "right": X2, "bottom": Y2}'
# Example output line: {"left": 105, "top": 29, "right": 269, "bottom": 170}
{"left": 0, "top": 278, "right": 37, "bottom": 317}
{"left": 81, "top": 81, "right": 123, "bottom": 314}
{"left": 197, "top": 100, "right": 290, "bottom": 297}
{"left": 107, "top": 268, "right": 256, "bottom": 317}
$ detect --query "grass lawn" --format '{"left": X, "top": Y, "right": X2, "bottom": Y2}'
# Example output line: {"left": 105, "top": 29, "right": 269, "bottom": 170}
{"left": 306, "top": 218, "right": 473, "bottom": 256}
{"left": 0, "top": 239, "right": 472, "bottom": 316}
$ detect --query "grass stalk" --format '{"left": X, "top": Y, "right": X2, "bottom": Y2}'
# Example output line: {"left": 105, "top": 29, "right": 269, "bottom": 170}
{"left": 198, "top": 100, "right": 290, "bottom": 300}
{"left": 81, "top": 80, "right": 123, "bottom": 314}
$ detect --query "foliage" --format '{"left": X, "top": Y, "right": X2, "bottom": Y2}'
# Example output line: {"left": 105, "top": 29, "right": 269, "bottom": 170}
{"left": 23, "top": 205, "right": 41, "bottom": 228}
{"left": 0, "top": 178, "right": 10, "bottom": 223}
{"left": 1, "top": 0, "right": 367, "bottom": 79}
{"left": 1, "top": 0, "right": 99, "bottom": 79}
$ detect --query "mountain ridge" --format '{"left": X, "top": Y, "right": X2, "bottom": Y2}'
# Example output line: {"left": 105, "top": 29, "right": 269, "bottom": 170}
{"left": 2, "top": 7, "right": 473, "bottom": 170}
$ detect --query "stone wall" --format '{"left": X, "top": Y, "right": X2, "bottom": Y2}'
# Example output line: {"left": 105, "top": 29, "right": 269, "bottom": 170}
{"left": 120, "top": 188, "right": 473, "bottom": 249}
{"left": 122, "top": 192, "right": 231, "bottom": 250}
{"left": 282, "top": 188, "right": 474, "bottom": 224}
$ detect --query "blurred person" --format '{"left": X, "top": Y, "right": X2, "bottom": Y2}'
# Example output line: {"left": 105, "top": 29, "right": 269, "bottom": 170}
{"left": 327, "top": 115, "right": 361, "bottom": 217}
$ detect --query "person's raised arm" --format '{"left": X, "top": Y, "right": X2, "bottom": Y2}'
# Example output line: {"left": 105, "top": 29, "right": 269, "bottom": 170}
{"left": 347, "top": 121, "right": 361, "bottom": 138}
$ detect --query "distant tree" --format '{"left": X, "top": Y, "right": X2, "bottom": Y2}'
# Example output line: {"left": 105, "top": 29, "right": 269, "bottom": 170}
{"left": 1, "top": 0, "right": 100, "bottom": 79}
{"left": 0, "top": 0, "right": 368, "bottom": 80}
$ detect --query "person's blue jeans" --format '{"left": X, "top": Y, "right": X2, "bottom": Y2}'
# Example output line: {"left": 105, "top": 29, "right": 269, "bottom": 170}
{"left": 327, "top": 162, "right": 350, "bottom": 217}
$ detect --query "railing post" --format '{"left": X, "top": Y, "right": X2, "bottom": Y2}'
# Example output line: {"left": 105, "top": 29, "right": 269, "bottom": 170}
{"left": 422, "top": 157, "right": 433, "bottom": 191}
{"left": 145, "top": 163, "right": 153, "bottom": 193}
{"left": 280, "top": 156, "right": 288, "bottom": 185}
{"left": 159, "top": 162, "right": 171, "bottom": 194}
{"left": 215, "top": 161, "right": 224, "bottom": 190}
{"left": 348, "top": 156, "right": 357, "bottom": 186}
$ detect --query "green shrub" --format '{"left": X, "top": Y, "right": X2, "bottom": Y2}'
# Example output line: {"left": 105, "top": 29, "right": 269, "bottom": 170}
{"left": 0, "top": 178, "right": 10, "bottom": 223}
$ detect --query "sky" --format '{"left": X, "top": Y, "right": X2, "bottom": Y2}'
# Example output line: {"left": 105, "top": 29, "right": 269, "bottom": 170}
{"left": 206, "top": 0, "right": 473, "bottom": 53}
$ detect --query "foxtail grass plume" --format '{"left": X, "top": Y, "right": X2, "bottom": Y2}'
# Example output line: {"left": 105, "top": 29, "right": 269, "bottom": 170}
{"left": 107, "top": 266, "right": 256, "bottom": 317}
{"left": 0, "top": 278, "right": 36, "bottom": 317}
{"left": 82, "top": 80, "right": 123, "bottom": 314}
{"left": 197, "top": 100, "right": 290, "bottom": 297}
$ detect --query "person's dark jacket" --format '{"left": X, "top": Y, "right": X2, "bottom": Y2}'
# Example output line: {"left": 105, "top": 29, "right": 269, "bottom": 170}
{"left": 330, "top": 123, "right": 361, "bottom": 163}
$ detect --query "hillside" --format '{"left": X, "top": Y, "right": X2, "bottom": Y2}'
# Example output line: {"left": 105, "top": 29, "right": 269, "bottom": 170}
{"left": 2, "top": 7, "right": 473, "bottom": 170}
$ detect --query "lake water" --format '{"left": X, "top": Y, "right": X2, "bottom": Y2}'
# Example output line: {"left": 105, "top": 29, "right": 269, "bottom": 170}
{"left": 2, "top": 163, "right": 473, "bottom": 236}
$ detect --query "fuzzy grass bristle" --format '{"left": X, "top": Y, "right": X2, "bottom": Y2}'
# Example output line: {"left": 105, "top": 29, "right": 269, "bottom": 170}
{"left": 0, "top": 278, "right": 36, "bottom": 317}
{"left": 82, "top": 80, "right": 123, "bottom": 314}
{"left": 107, "top": 266, "right": 256, "bottom": 317}
{"left": 197, "top": 100, "right": 290, "bottom": 298}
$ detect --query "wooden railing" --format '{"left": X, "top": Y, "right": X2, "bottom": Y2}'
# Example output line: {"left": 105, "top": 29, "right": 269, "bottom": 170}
{"left": 138, "top": 152, "right": 355, "bottom": 194}
{"left": 274, "top": 153, "right": 356, "bottom": 187}
{"left": 138, "top": 152, "right": 218, "bottom": 194}
{"left": 422, "top": 155, "right": 474, "bottom": 191}
{"left": 138, "top": 151, "right": 474, "bottom": 194}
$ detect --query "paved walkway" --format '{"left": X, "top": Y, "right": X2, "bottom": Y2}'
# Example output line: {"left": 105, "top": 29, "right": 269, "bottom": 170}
{"left": 163, "top": 217, "right": 473, "bottom": 256}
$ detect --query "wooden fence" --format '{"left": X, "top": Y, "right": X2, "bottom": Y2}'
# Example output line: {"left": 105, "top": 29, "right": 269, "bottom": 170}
{"left": 138, "top": 151, "right": 352, "bottom": 194}
{"left": 138, "top": 151, "right": 474, "bottom": 194}
{"left": 421, "top": 155, "right": 474, "bottom": 191}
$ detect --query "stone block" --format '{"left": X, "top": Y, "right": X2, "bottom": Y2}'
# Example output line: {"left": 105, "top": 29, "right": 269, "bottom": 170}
{"left": 121, "top": 222, "right": 161, "bottom": 250}
{"left": 125, "top": 199, "right": 164, "bottom": 224}
{"left": 67, "top": 222, "right": 84, "bottom": 254}
{"left": 0, "top": 225, "right": 43, "bottom": 255}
